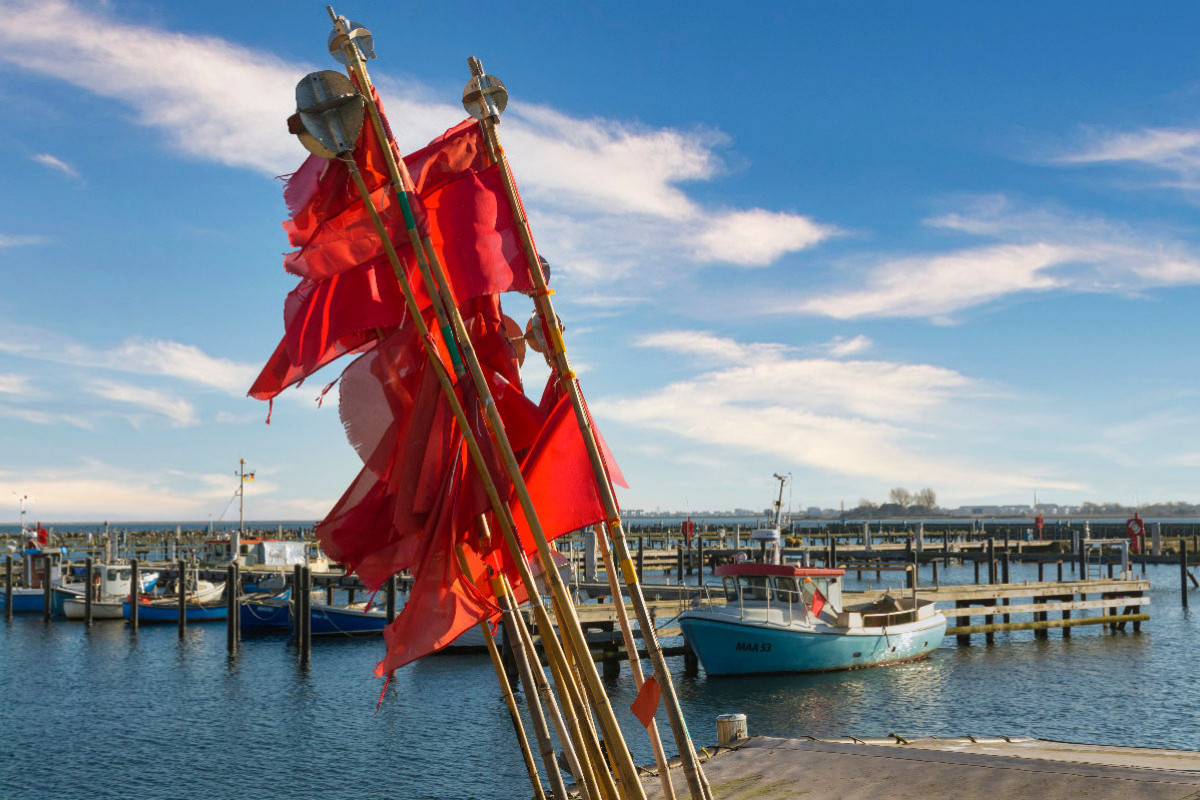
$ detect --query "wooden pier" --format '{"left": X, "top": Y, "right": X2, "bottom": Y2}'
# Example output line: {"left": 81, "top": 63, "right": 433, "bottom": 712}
{"left": 642, "top": 735, "right": 1200, "bottom": 800}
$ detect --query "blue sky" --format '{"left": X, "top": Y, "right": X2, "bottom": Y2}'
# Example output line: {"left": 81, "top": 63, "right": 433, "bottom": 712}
{"left": 4, "top": 1, "right": 1200, "bottom": 522}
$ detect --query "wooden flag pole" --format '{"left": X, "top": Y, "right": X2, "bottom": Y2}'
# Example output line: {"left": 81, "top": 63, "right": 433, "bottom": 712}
{"left": 463, "top": 56, "right": 713, "bottom": 800}
{"left": 482, "top": 622, "right": 549, "bottom": 800}
{"left": 595, "top": 523, "right": 677, "bottom": 800}
{"left": 494, "top": 577, "right": 591, "bottom": 800}
{"left": 293, "top": 62, "right": 615, "bottom": 795}
{"left": 325, "top": 14, "right": 646, "bottom": 799}
{"left": 340, "top": 157, "right": 612, "bottom": 796}
{"left": 454, "top": 544, "right": 550, "bottom": 800}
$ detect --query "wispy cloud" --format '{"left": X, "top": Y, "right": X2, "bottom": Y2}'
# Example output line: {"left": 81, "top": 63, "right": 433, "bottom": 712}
{"left": 595, "top": 331, "right": 1080, "bottom": 496}
{"left": 774, "top": 196, "right": 1200, "bottom": 321}
{"left": 0, "top": 374, "right": 32, "bottom": 395}
{"left": 0, "top": 234, "right": 45, "bottom": 248}
{"left": 826, "top": 335, "right": 872, "bottom": 357}
{"left": 87, "top": 379, "right": 197, "bottom": 427}
{"left": 1057, "top": 127, "right": 1200, "bottom": 173}
{"left": 0, "top": 326, "right": 259, "bottom": 396}
{"left": 0, "top": 0, "right": 834, "bottom": 291}
{"left": 30, "top": 152, "right": 81, "bottom": 181}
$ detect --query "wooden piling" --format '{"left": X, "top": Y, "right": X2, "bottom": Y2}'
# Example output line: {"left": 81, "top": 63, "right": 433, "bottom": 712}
{"left": 300, "top": 565, "right": 312, "bottom": 665}
{"left": 42, "top": 554, "right": 52, "bottom": 621}
{"left": 1182, "top": 541, "right": 1190, "bottom": 608}
{"left": 385, "top": 574, "right": 397, "bottom": 623}
{"left": 637, "top": 536, "right": 644, "bottom": 582}
{"left": 177, "top": 560, "right": 186, "bottom": 637}
{"left": 84, "top": 556, "right": 93, "bottom": 626}
{"left": 1037, "top": 562, "right": 1044, "bottom": 582}
{"left": 4, "top": 555, "right": 11, "bottom": 621}
{"left": 697, "top": 536, "right": 705, "bottom": 586}
{"left": 932, "top": 560, "right": 940, "bottom": 588}
{"left": 1057, "top": 560, "right": 1064, "bottom": 582}
{"left": 676, "top": 545, "right": 684, "bottom": 585}
{"left": 987, "top": 539, "right": 996, "bottom": 585}
{"left": 326, "top": 583, "right": 334, "bottom": 605}
{"left": 955, "top": 600, "right": 970, "bottom": 645}
{"left": 905, "top": 539, "right": 914, "bottom": 589}
{"left": 1002, "top": 552, "right": 1010, "bottom": 584}
{"left": 130, "top": 559, "right": 139, "bottom": 633}
{"left": 292, "top": 564, "right": 302, "bottom": 647}
{"left": 974, "top": 560, "right": 980, "bottom": 584}
{"left": 233, "top": 563, "right": 241, "bottom": 642}
{"left": 226, "top": 563, "right": 237, "bottom": 655}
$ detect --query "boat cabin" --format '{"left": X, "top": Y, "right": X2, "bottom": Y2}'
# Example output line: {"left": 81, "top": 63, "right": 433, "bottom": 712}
{"left": 714, "top": 563, "right": 844, "bottom": 615}
{"left": 204, "top": 538, "right": 308, "bottom": 567}
{"left": 21, "top": 547, "right": 68, "bottom": 588}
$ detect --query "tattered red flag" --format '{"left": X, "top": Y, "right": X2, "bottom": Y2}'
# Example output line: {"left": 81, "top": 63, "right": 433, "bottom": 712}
{"left": 630, "top": 676, "right": 661, "bottom": 728}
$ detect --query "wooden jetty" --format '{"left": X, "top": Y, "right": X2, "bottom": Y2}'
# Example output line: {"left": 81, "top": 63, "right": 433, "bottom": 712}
{"left": 642, "top": 735, "right": 1200, "bottom": 800}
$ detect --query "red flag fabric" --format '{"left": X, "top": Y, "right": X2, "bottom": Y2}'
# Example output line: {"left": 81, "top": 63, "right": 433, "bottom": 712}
{"left": 249, "top": 115, "right": 547, "bottom": 402}
{"left": 630, "top": 676, "right": 661, "bottom": 727}
{"left": 810, "top": 583, "right": 826, "bottom": 618}
{"left": 36, "top": 525, "right": 47, "bottom": 546}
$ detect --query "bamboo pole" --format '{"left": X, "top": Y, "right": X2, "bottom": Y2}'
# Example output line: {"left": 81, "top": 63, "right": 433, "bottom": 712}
{"left": 596, "top": 524, "right": 676, "bottom": 800}
{"left": 300, "top": 53, "right": 612, "bottom": 792}
{"left": 464, "top": 57, "right": 712, "bottom": 800}
{"left": 337, "top": 132, "right": 618, "bottom": 796}
{"left": 454, "top": 543, "right": 549, "bottom": 800}
{"left": 483, "top": 625, "right": 546, "bottom": 800}
{"left": 326, "top": 17, "right": 643, "bottom": 798}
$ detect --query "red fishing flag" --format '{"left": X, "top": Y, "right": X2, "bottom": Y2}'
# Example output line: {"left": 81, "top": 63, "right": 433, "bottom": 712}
{"left": 808, "top": 577, "right": 826, "bottom": 618}
{"left": 36, "top": 524, "right": 48, "bottom": 546}
{"left": 630, "top": 676, "right": 662, "bottom": 728}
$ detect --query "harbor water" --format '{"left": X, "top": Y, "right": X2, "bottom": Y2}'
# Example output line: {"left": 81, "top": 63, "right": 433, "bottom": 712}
{"left": 2, "top": 560, "right": 1197, "bottom": 799}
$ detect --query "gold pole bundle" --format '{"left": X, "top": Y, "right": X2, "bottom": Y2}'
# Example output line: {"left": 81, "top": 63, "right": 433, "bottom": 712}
{"left": 322, "top": 10, "right": 647, "bottom": 799}
{"left": 462, "top": 57, "right": 714, "bottom": 800}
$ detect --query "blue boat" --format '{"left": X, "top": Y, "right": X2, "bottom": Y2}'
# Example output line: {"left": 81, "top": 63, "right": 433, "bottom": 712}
{"left": 239, "top": 590, "right": 292, "bottom": 633}
{"left": 679, "top": 562, "right": 946, "bottom": 676}
{"left": 309, "top": 602, "right": 388, "bottom": 636}
{"left": 122, "top": 597, "right": 228, "bottom": 623}
{"left": 0, "top": 547, "right": 71, "bottom": 614}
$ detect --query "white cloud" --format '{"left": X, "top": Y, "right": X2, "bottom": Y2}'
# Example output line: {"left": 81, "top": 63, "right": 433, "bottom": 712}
{"left": 0, "top": 326, "right": 259, "bottom": 396}
{"left": 598, "top": 331, "right": 1079, "bottom": 497}
{"left": 0, "top": 0, "right": 833, "bottom": 287}
{"left": 776, "top": 197, "right": 1200, "bottom": 320}
{"left": 30, "top": 152, "right": 81, "bottom": 180}
{"left": 691, "top": 209, "right": 839, "bottom": 266}
{"left": 1058, "top": 127, "right": 1200, "bottom": 170}
{"left": 0, "top": 404, "right": 95, "bottom": 430}
{"left": 826, "top": 335, "right": 872, "bottom": 357}
{"left": 0, "top": 234, "right": 45, "bottom": 248}
{"left": 0, "top": 374, "right": 32, "bottom": 395}
{"left": 88, "top": 379, "right": 197, "bottom": 427}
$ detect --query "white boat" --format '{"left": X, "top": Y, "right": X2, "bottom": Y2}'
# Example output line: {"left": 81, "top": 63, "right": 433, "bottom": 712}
{"left": 61, "top": 564, "right": 160, "bottom": 620}
{"left": 679, "top": 474, "right": 946, "bottom": 676}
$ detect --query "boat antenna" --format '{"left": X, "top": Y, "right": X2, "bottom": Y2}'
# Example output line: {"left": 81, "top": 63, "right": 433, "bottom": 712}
{"left": 771, "top": 473, "right": 790, "bottom": 530}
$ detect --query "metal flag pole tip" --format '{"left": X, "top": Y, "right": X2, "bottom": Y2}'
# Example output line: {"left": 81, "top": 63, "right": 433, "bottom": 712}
{"left": 292, "top": 70, "right": 364, "bottom": 158}
{"left": 463, "top": 66, "right": 508, "bottom": 121}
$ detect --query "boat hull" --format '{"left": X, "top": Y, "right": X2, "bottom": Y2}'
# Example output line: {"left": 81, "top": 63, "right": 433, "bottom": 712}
{"left": 240, "top": 597, "right": 291, "bottom": 632}
{"left": 309, "top": 604, "right": 387, "bottom": 636}
{"left": 1, "top": 588, "right": 67, "bottom": 614}
{"left": 122, "top": 600, "right": 228, "bottom": 623}
{"left": 63, "top": 597, "right": 126, "bottom": 620}
{"left": 679, "top": 614, "right": 946, "bottom": 676}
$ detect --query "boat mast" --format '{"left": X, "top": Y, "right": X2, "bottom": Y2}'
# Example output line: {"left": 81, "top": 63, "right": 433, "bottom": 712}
{"left": 772, "top": 473, "right": 790, "bottom": 531}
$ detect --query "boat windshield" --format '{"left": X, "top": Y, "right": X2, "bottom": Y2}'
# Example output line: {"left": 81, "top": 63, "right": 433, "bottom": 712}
{"left": 737, "top": 575, "right": 770, "bottom": 602}
{"left": 774, "top": 576, "right": 802, "bottom": 604}
{"left": 108, "top": 568, "right": 130, "bottom": 581}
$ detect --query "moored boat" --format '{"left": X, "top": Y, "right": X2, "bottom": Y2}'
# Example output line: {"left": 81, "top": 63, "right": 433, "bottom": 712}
{"left": 122, "top": 596, "right": 229, "bottom": 623}
{"left": 679, "top": 562, "right": 946, "bottom": 676}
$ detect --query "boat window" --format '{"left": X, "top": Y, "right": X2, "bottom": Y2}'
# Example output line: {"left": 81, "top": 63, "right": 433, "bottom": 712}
{"left": 737, "top": 575, "right": 770, "bottom": 602}
{"left": 722, "top": 576, "right": 739, "bottom": 602}
{"left": 107, "top": 569, "right": 121, "bottom": 581}
{"left": 773, "top": 577, "right": 801, "bottom": 604}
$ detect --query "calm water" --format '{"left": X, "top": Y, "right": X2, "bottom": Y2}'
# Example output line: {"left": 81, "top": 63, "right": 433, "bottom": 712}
{"left": 2, "top": 561, "right": 1197, "bottom": 799}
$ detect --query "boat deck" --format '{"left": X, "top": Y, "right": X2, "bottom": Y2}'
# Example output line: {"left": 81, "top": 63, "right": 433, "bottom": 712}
{"left": 643, "top": 736, "right": 1200, "bottom": 799}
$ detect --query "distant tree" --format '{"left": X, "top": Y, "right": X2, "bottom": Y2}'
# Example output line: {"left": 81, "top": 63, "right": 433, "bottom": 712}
{"left": 857, "top": 498, "right": 878, "bottom": 511}
{"left": 914, "top": 488, "right": 937, "bottom": 510}
{"left": 889, "top": 487, "right": 912, "bottom": 508}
